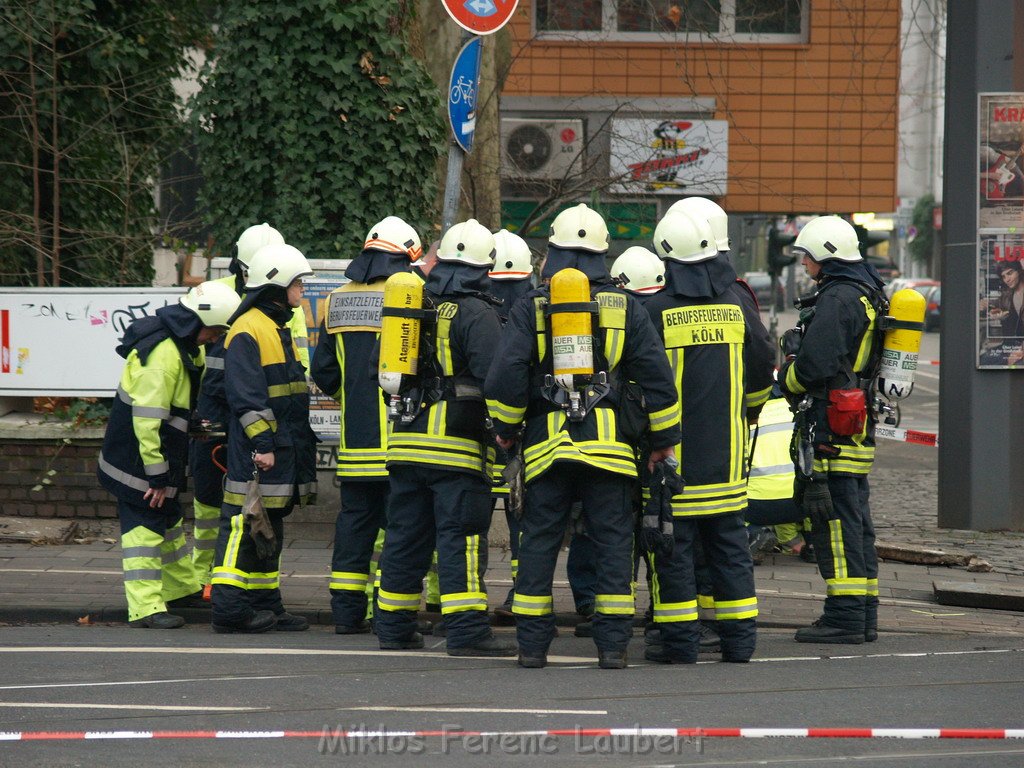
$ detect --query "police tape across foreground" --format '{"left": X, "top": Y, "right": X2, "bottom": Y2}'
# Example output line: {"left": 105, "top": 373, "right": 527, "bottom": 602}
{"left": 97, "top": 202, "right": 927, "bottom": 667}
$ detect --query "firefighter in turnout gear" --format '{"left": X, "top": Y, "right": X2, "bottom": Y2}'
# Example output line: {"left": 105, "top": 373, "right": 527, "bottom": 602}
{"left": 311, "top": 216, "right": 423, "bottom": 634}
{"left": 189, "top": 223, "right": 310, "bottom": 587}
{"left": 642, "top": 210, "right": 775, "bottom": 664}
{"left": 98, "top": 281, "right": 241, "bottom": 628}
{"left": 488, "top": 229, "right": 535, "bottom": 621}
{"left": 209, "top": 243, "right": 318, "bottom": 634}
{"left": 374, "top": 219, "right": 516, "bottom": 657}
{"left": 485, "top": 203, "right": 681, "bottom": 670}
{"left": 779, "top": 215, "right": 887, "bottom": 645}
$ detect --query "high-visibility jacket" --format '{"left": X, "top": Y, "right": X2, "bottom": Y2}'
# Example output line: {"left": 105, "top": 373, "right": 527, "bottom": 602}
{"left": 385, "top": 292, "right": 501, "bottom": 479}
{"left": 221, "top": 306, "right": 317, "bottom": 509}
{"left": 644, "top": 281, "right": 775, "bottom": 516}
{"left": 310, "top": 280, "right": 389, "bottom": 480}
{"left": 197, "top": 276, "right": 309, "bottom": 432}
{"left": 98, "top": 332, "right": 201, "bottom": 506}
{"left": 747, "top": 397, "right": 795, "bottom": 502}
{"left": 782, "top": 278, "right": 879, "bottom": 476}
{"left": 485, "top": 283, "right": 680, "bottom": 483}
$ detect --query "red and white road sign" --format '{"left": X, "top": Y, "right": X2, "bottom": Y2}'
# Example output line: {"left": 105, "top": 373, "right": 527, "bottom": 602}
{"left": 441, "top": 0, "right": 519, "bottom": 35}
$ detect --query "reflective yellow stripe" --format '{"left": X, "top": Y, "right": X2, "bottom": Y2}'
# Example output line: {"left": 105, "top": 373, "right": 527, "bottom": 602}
{"left": 595, "top": 593, "right": 634, "bottom": 616}
{"left": 785, "top": 361, "right": 805, "bottom": 394}
{"left": 826, "top": 577, "right": 869, "bottom": 596}
{"left": 852, "top": 296, "right": 877, "bottom": 373}
{"left": 534, "top": 297, "right": 547, "bottom": 362}
{"left": 487, "top": 398, "right": 526, "bottom": 425}
{"left": 865, "top": 578, "right": 879, "bottom": 597}
{"left": 652, "top": 599, "right": 699, "bottom": 623}
{"left": 745, "top": 385, "right": 772, "bottom": 409}
{"left": 268, "top": 381, "right": 308, "bottom": 398}
{"left": 377, "top": 589, "right": 421, "bottom": 612}
{"left": 829, "top": 519, "right": 846, "bottom": 580}
{"left": 511, "top": 593, "right": 553, "bottom": 616}
{"left": 648, "top": 402, "right": 679, "bottom": 432}
{"left": 440, "top": 590, "right": 488, "bottom": 614}
{"left": 714, "top": 596, "right": 758, "bottom": 620}
{"left": 330, "top": 571, "right": 369, "bottom": 591}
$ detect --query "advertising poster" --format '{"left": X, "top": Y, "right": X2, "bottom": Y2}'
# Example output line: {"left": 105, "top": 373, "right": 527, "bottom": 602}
{"left": 977, "top": 233, "right": 1024, "bottom": 368}
{"left": 302, "top": 277, "right": 346, "bottom": 446}
{"left": 609, "top": 118, "right": 728, "bottom": 196}
{"left": 978, "top": 94, "right": 1024, "bottom": 230}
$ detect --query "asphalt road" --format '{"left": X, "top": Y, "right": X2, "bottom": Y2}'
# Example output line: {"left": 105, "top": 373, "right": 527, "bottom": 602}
{"left": 2, "top": 625, "right": 1023, "bottom": 767}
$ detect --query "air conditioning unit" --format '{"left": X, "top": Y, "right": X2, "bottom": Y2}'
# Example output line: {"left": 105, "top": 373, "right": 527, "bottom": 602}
{"left": 501, "top": 118, "right": 585, "bottom": 179}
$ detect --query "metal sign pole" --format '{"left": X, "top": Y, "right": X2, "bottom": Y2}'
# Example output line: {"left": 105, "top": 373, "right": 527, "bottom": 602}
{"left": 441, "top": 141, "right": 465, "bottom": 234}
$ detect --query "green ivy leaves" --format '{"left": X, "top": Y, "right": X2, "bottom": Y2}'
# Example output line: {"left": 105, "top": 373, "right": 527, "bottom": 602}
{"left": 192, "top": 0, "right": 446, "bottom": 259}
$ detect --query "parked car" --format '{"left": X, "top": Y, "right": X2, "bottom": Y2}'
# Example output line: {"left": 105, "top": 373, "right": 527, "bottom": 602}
{"left": 741, "top": 271, "right": 785, "bottom": 312}
{"left": 922, "top": 284, "right": 941, "bottom": 332}
{"left": 886, "top": 277, "right": 939, "bottom": 299}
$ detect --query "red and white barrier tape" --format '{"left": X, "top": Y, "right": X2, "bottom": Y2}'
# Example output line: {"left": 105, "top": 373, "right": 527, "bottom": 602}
{"left": 875, "top": 425, "right": 939, "bottom": 447}
{"left": 2, "top": 726, "right": 1023, "bottom": 742}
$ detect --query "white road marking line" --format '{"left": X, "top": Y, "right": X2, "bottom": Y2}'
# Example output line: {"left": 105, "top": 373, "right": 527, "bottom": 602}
{"left": 0, "top": 702, "right": 265, "bottom": 712}
{"left": 341, "top": 706, "right": 608, "bottom": 715}
{"left": 0, "top": 674, "right": 307, "bottom": 692}
{"left": 0, "top": 646, "right": 594, "bottom": 664}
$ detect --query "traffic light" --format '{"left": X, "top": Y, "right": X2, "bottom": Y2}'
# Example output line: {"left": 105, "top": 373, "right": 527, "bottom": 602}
{"left": 767, "top": 227, "right": 797, "bottom": 276}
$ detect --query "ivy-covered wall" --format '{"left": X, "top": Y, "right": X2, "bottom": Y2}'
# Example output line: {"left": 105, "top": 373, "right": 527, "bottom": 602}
{"left": 192, "top": 0, "right": 447, "bottom": 259}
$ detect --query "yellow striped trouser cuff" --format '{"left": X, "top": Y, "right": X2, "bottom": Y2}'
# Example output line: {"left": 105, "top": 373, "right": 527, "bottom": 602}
{"left": 330, "top": 571, "right": 369, "bottom": 592}
{"left": 595, "top": 593, "right": 634, "bottom": 616}
{"left": 511, "top": 593, "right": 553, "bottom": 616}
{"left": 377, "top": 589, "right": 421, "bottom": 612}
{"left": 440, "top": 591, "right": 488, "bottom": 615}
{"left": 714, "top": 597, "right": 758, "bottom": 621}
{"left": 652, "top": 600, "right": 698, "bottom": 623}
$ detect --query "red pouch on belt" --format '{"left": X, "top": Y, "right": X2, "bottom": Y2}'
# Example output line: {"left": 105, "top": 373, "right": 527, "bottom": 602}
{"left": 826, "top": 388, "right": 866, "bottom": 436}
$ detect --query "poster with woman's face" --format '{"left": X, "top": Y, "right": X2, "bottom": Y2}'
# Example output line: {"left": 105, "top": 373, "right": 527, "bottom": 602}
{"left": 978, "top": 233, "right": 1024, "bottom": 368}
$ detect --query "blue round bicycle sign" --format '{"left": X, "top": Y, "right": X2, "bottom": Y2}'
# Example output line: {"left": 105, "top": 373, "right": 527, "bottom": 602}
{"left": 448, "top": 37, "right": 482, "bottom": 153}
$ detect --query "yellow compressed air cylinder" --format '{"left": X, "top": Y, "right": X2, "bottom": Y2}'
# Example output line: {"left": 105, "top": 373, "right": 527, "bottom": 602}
{"left": 549, "top": 267, "right": 594, "bottom": 390}
{"left": 878, "top": 287, "right": 926, "bottom": 400}
{"left": 378, "top": 272, "right": 422, "bottom": 395}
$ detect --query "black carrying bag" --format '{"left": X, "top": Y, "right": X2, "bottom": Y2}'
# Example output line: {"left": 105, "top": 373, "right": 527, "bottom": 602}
{"left": 616, "top": 380, "right": 649, "bottom": 443}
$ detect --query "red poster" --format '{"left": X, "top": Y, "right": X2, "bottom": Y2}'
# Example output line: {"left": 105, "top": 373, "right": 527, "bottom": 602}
{"left": 1, "top": 309, "right": 9, "bottom": 373}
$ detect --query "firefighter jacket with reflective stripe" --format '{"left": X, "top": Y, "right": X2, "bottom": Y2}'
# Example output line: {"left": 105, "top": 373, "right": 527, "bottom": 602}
{"left": 485, "top": 284, "right": 681, "bottom": 484}
{"left": 644, "top": 281, "right": 775, "bottom": 516}
{"left": 782, "top": 279, "right": 879, "bottom": 476}
{"left": 196, "top": 275, "right": 309, "bottom": 428}
{"left": 98, "top": 338, "right": 200, "bottom": 505}
{"left": 747, "top": 397, "right": 796, "bottom": 502}
{"left": 386, "top": 293, "right": 501, "bottom": 479}
{"left": 222, "top": 307, "right": 317, "bottom": 509}
{"left": 310, "top": 280, "right": 389, "bottom": 480}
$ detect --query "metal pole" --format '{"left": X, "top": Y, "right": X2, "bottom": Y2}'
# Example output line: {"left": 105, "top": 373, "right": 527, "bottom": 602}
{"left": 441, "top": 141, "right": 465, "bottom": 235}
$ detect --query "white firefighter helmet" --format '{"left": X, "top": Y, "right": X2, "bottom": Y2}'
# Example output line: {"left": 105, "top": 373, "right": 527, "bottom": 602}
{"left": 437, "top": 219, "right": 496, "bottom": 267}
{"left": 793, "top": 215, "right": 862, "bottom": 263}
{"left": 490, "top": 230, "right": 533, "bottom": 281}
{"left": 610, "top": 246, "right": 665, "bottom": 295}
{"left": 245, "top": 243, "right": 314, "bottom": 289}
{"left": 363, "top": 216, "right": 423, "bottom": 262}
{"left": 548, "top": 203, "right": 609, "bottom": 253}
{"left": 653, "top": 211, "right": 718, "bottom": 263}
{"left": 235, "top": 223, "right": 285, "bottom": 269}
{"left": 179, "top": 280, "right": 243, "bottom": 329}
{"left": 668, "top": 197, "right": 729, "bottom": 251}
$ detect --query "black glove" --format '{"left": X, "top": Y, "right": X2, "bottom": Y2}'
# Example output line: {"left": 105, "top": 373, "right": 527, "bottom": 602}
{"left": 640, "top": 462, "right": 675, "bottom": 558}
{"left": 801, "top": 478, "right": 834, "bottom": 524}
